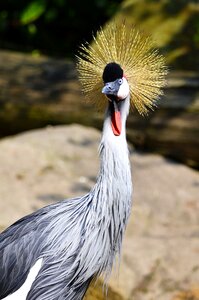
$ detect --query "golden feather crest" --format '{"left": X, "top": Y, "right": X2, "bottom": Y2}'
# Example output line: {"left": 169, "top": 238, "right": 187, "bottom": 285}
{"left": 76, "top": 21, "right": 167, "bottom": 115}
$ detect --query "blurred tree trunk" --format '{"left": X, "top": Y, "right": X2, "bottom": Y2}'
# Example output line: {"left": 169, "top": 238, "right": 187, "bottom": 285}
{"left": 0, "top": 50, "right": 198, "bottom": 168}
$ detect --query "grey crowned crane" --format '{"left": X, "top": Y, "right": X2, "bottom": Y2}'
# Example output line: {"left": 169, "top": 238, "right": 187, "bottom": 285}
{"left": 0, "top": 22, "right": 166, "bottom": 300}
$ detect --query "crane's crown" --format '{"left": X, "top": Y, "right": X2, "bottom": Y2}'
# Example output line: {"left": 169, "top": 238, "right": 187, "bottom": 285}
{"left": 102, "top": 62, "right": 123, "bottom": 83}
{"left": 77, "top": 21, "right": 167, "bottom": 115}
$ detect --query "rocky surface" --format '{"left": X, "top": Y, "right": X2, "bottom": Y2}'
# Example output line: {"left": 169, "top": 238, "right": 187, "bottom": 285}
{"left": 0, "top": 124, "right": 199, "bottom": 299}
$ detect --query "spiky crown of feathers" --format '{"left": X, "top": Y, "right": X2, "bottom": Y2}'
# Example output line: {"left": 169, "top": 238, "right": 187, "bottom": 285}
{"left": 77, "top": 21, "right": 167, "bottom": 115}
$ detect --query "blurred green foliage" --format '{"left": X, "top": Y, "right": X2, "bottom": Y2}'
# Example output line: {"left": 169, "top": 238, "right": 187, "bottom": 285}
{"left": 20, "top": 0, "right": 46, "bottom": 25}
{"left": 0, "top": 0, "right": 122, "bottom": 57}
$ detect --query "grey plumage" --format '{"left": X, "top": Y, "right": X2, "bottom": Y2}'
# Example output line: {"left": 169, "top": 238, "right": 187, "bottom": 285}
{"left": 0, "top": 95, "right": 132, "bottom": 299}
{"left": 0, "top": 17, "right": 167, "bottom": 295}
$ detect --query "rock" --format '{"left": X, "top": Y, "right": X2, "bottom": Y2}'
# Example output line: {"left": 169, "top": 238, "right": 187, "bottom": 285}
{"left": 0, "top": 50, "right": 100, "bottom": 138}
{"left": 0, "top": 124, "right": 198, "bottom": 299}
{"left": 172, "top": 287, "right": 199, "bottom": 300}
{"left": 0, "top": 125, "right": 100, "bottom": 226}
{"left": 0, "top": 50, "right": 199, "bottom": 167}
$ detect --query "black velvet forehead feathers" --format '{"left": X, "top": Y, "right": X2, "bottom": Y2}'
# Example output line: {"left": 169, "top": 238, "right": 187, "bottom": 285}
{"left": 102, "top": 62, "right": 123, "bottom": 83}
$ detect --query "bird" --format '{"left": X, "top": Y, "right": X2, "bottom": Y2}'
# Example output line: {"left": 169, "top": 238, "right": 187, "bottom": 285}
{"left": 0, "top": 21, "right": 166, "bottom": 300}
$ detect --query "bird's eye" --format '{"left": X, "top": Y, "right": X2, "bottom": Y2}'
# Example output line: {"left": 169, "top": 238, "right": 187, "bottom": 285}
{"left": 118, "top": 78, "right": 123, "bottom": 85}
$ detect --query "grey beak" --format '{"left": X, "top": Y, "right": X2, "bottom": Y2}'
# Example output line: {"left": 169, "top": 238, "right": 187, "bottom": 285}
{"left": 102, "top": 81, "right": 119, "bottom": 96}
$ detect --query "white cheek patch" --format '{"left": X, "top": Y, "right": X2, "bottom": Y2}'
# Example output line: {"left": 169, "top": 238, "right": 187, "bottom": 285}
{"left": 117, "top": 77, "right": 129, "bottom": 99}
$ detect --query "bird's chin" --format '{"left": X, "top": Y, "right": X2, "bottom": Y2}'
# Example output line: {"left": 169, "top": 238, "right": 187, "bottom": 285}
{"left": 106, "top": 94, "right": 118, "bottom": 102}
{"left": 106, "top": 94, "right": 125, "bottom": 102}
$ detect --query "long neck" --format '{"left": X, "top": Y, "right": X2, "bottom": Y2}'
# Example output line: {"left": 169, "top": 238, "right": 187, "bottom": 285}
{"left": 87, "top": 95, "right": 132, "bottom": 276}
{"left": 91, "top": 95, "right": 132, "bottom": 216}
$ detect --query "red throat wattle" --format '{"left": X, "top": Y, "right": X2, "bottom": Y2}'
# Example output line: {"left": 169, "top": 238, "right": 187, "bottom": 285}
{"left": 111, "top": 111, "right": 122, "bottom": 136}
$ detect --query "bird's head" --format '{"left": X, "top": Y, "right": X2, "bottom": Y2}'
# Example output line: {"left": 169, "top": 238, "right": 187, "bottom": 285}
{"left": 102, "top": 62, "right": 130, "bottom": 136}
{"left": 77, "top": 22, "right": 167, "bottom": 137}
{"left": 102, "top": 62, "right": 129, "bottom": 101}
